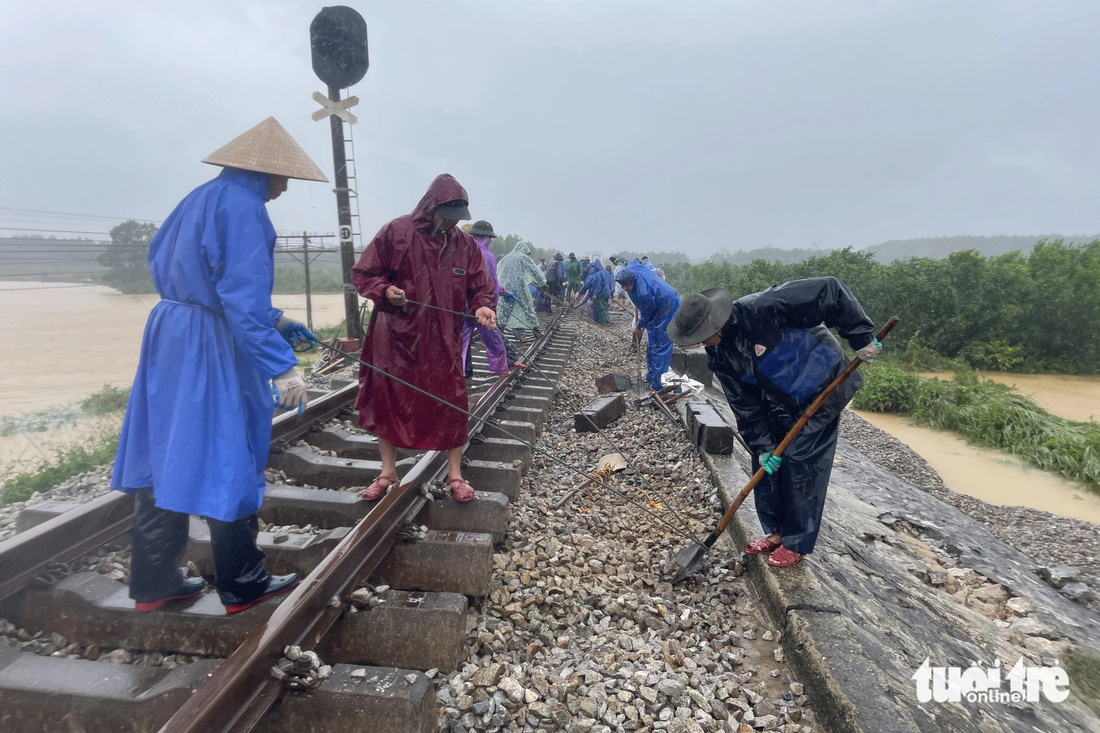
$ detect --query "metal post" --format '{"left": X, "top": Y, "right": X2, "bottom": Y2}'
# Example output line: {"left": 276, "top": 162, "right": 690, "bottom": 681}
{"left": 302, "top": 231, "right": 313, "bottom": 332}
{"left": 327, "top": 85, "right": 362, "bottom": 339}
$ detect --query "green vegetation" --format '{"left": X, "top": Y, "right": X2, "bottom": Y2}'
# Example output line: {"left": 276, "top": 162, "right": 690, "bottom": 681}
{"left": 273, "top": 266, "right": 347, "bottom": 294}
{"left": 0, "top": 385, "right": 131, "bottom": 437}
{"left": 0, "top": 427, "right": 120, "bottom": 506}
{"left": 80, "top": 384, "right": 131, "bottom": 414}
{"left": 97, "top": 220, "right": 158, "bottom": 293}
{"left": 852, "top": 363, "right": 1100, "bottom": 495}
{"left": 1065, "top": 650, "right": 1100, "bottom": 718}
{"left": 664, "top": 240, "right": 1100, "bottom": 375}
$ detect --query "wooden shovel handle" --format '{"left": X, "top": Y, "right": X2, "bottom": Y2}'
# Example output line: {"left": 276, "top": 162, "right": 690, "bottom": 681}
{"left": 711, "top": 317, "right": 899, "bottom": 539}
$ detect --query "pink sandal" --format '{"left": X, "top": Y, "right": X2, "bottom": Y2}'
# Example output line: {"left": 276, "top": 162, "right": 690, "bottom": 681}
{"left": 362, "top": 475, "right": 398, "bottom": 501}
{"left": 767, "top": 546, "right": 804, "bottom": 567}
{"left": 745, "top": 536, "right": 782, "bottom": 555}
{"left": 447, "top": 477, "right": 475, "bottom": 504}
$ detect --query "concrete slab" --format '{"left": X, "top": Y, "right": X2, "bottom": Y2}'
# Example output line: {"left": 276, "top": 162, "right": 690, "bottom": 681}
{"left": 481, "top": 419, "right": 536, "bottom": 444}
{"left": 14, "top": 500, "right": 79, "bottom": 533}
{"left": 463, "top": 459, "right": 522, "bottom": 501}
{"left": 574, "top": 394, "right": 626, "bottom": 432}
{"left": 495, "top": 404, "right": 544, "bottom": 435}
{"left": 304, "top": 426, "right": 417, "bottom": 460}
{"left": 321, "top": 590, "right": 468, "bottom": 672}
{"left": 595, "top": 373, "right": 632, "bottom": 394}
{"left": 267, "top": 446, "right": 417, "bottom": 489}
{"left": 257, "top": 665, "right": 436, "bottom": 733}
{"left": 465, "top": 437, "right": 532, "bottom": 467}
{"left": 188, "top": 518, "right": 349, "bottom": 578}
{"left": 260, "top": 485, "right": 369, "bottom": 529}
{"left": 0, "top": 644, "right": 219, "bottom": 733}
{"left": 420, "top": 491, "right": 509, "bottom": 544}
{"left": 684, "top": 400, "right": 734, "bottom": 454}
{"left": 371, "top": 529, "right": 492, "bottom": 597}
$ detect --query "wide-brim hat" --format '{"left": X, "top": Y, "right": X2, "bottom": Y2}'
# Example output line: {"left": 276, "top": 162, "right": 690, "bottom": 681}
{"left": 202, "top": 117, "right": 328, "bottom": 182}
{"left": 436, "top": 200, "right": 472, "bottom": 221}
{"left": 667, "top": 288, "right": 734, "bottom": 346}
{"left": 467, "top": 220, "right": 499, "bottom": 238}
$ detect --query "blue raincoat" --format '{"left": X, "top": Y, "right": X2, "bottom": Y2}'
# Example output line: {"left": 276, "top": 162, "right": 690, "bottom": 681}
{"left": 619, "top": 259, "right": 680, "bottom": 390}
{"left": 112, "top": 167, "right": 298, "bottom": 522}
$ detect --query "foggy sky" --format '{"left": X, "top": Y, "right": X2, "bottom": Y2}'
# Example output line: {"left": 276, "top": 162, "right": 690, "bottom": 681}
{"left": 2, "top": 0, "right": 1098, "bottom": 258}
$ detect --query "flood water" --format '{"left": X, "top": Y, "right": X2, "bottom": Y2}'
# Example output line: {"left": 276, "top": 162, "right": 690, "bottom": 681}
{"left": 853, "top": 409, "right": 1100, "bottom": 524}
{"left": 2, "top": 281, "right": 353, "bottom": 417}
{"left": 2, "top": 281, "right": 354, "bottom": 476}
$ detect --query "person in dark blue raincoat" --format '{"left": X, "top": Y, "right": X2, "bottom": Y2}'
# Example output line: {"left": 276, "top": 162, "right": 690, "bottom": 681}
{"left": 576, "top": 257, "right": 612, "bottom": 324}
{"left": 616, "top": 259, "right": 680, "bottom": 391}
{"left": 668, "top": 277, "right": 881, "bottom": 568}
{"left": 112, "top": 118, "right": 328, "bottom": 613}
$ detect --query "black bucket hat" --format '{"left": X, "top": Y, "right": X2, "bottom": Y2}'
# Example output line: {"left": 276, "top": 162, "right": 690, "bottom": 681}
{"left": 467, "top": 220, "right": 499, "bottom": 238}
{"left": 667, "top": 288, "right": 734, "bottom": 346}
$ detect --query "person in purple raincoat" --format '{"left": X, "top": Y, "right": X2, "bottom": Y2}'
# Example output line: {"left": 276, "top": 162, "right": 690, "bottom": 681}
{"left": 462, "top": 220, "right": 511, "bottom": 376}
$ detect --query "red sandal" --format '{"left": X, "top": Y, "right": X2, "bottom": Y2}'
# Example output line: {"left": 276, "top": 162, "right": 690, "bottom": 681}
{"left": 745, "top": 536, "right": 782, "bottom": 555}
{"left": 362, "top": 475, "right": 398, "bottom": 501}
{"left": 767, "top": 546, "right": 804, "bottom": 567}
{"left": 447, "top": 477, "right": 475, "bottom": 504}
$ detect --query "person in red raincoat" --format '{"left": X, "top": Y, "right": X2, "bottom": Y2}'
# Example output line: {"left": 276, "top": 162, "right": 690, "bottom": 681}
{"left": 351, "top": 174, "right": 497, "bottom": 503}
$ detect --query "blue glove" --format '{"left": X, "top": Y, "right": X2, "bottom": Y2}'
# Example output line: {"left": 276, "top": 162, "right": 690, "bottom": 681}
{"left": 503, "top": 292, "right": 517, "bottom": 303}
{"left": 760, "top": 450, "right": 782, "bottom": 475}
{"left": 278, "top": 319, "right": 316, "bottom": 347}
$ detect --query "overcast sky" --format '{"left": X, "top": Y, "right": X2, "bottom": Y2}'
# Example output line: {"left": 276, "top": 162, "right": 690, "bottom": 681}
{"left": 2, "top": 0, "right": 1098, "bottom": 259}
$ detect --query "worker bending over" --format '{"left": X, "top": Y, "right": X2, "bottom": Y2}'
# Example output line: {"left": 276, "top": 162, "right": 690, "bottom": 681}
{"left": 668, "top": 277, "right": 881, "bottom": 567}
{"left": 616, "top": 258, "right": 680, "bottom": 391}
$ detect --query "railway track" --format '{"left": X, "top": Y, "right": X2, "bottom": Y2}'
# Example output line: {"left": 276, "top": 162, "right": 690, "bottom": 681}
{"left": 0, "top": 310, "right": 576, "bottom": 733}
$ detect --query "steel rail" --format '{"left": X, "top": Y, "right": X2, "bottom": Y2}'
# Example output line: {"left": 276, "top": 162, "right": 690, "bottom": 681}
{"left": 160, "top": 310, "right": 573, "bottom": 733}
{"left": 0, "top": 382, "right": 362, "bottom": 605}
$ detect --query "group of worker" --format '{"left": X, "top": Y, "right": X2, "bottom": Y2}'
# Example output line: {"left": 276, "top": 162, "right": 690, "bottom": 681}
{"left": 109, "top": 117, "right": 883, "bottom": 615}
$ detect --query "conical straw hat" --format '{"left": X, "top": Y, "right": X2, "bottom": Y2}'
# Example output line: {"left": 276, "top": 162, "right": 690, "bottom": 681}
{"left": 202, "top": 117, "right": 328, "bottom": 182}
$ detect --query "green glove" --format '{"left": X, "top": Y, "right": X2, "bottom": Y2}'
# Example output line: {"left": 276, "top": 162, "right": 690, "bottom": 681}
{"left": 760, "top": 450, "right": 782, "bottom": 475}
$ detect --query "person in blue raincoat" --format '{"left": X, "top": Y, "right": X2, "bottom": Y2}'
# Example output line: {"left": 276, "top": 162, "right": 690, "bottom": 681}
{"left": 576, "top": 257, "right": 612, "bottom": 324}
{"left": 112, "top": 118, "right": 327, "bottom": 613}
{"left": 667, "top": 278, "right": 881, "bottom": 568}
{"left": 616, "top": 258, "right": 680, "bottom": 391}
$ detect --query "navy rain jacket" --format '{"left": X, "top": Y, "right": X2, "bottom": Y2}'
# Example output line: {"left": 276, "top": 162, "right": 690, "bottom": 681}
{"left": 706, "top": 276, "right": 874, "bottom": 454}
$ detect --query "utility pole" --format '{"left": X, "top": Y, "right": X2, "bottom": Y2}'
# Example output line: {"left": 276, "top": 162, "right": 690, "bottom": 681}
{"left": 310, "top": 6, "right": 369, "bottom": 340}
{"left": 302, "top": 231, "right": 313, "bottom": 332}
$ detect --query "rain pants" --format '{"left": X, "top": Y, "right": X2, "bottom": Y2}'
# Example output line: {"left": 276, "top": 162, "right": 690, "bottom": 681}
{"left": 112, "top": 167, "right": 298, "bottom": 523}
{"left": 565, "top": 258, "right": 583, "bottom": 299}
{"left": 352, "top": 174, "right": 495, "bottom": 450}
{"left": 497, "top": 242, "right": 545, "bottom": 334}
{"left": 705, "top": 276, "right": 875, "bottom": 555}
{"left": 461, "top": 235, "right": 508, "bottom": 373}
{"left": 622, "top": 259, "right": 680, "bottom": 390}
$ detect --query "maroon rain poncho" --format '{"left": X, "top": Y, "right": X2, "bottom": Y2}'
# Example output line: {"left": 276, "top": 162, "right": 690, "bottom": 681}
{"left": 352, "top": 174, "right": 495, "bottom": 449}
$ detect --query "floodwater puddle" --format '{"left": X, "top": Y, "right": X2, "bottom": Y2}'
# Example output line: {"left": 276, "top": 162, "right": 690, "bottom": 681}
{"left": 854, "top": 410, "right": 1100, "bottom": 525}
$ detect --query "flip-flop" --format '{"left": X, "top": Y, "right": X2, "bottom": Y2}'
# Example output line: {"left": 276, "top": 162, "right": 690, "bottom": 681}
{"left": 767, "top": 546, "right": 804, "bottom": 567}
{"left": 362, "top": 474, "right": 398, "bottom": 501}
{"left": 745, "top": 536, "right": 782, "bottom": 555}
{"left": 447, "top": 477, "right": 475, "bottom": 504}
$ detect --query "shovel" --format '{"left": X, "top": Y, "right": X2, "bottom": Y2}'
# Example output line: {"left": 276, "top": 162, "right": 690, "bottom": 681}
{"left": 553, "top": 453, "right": 628, "bottom": 509}
{"left": 671, "top": 317, "right": 899, "bottom": 583}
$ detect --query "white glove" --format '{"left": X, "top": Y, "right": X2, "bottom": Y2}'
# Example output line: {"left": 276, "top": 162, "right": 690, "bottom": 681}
{"left": 856, "top": 337, "right": 882, "bottom": 363}
{"left": 272, "top": 368, "right": 307, "bottom": 413}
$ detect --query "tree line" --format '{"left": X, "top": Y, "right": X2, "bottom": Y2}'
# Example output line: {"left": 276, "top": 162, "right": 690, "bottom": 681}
{"left": 661, "top": 241, "right": 1100, "bottom": 375}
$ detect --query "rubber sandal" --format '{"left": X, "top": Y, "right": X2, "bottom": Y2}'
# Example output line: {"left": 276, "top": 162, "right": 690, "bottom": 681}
{"left": 745, "top": 536, "right": 782, "bottom": 555}
{"left": 447, "top": 477, "right": 475, "bottom": 504}
{"left": 511, "top": 361, "right": 529, "bottom": 370}
{"left": 767, "top": 546, "right": 804, "bottom": 567}
{"left": 362, "top": 474, "right": 398, "bottom": 501}
{"left": 495, "top": 370, "right": 512, "bottom": 379}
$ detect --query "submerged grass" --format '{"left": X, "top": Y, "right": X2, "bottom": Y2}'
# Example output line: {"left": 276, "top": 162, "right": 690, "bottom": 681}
{"left": 852, "top": 362, "right": 1100, "bottom": 495}
{"left": 1066, "top": 650, "right": 1100, "bottom": 718}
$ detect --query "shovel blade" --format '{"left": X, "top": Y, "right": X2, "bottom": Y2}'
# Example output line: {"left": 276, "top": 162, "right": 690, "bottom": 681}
{"left": 671, "top": 542, "right": 707, "bottom": 584}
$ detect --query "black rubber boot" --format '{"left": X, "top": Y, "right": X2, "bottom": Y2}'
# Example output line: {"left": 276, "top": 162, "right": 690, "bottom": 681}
{"left": 223, "top": 573, "right": 299, "bottom": 614}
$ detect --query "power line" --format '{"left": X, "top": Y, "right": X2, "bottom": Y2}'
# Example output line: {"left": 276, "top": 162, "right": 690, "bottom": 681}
{"left": 0, "top": 206, "right": 161, "bottom": 224}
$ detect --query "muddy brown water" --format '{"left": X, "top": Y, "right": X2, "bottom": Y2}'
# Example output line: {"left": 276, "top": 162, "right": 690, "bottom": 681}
{"left": 854, "top": 410, "right": 1100, "bottom": 525}
{"left": 2, "top": 282, "right": 352, "bottom": 475}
